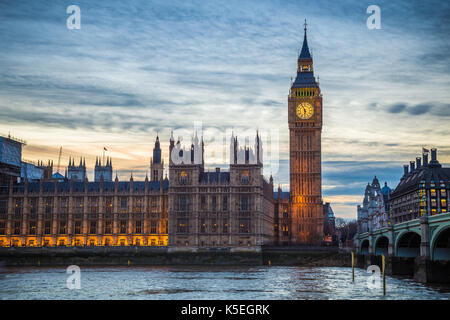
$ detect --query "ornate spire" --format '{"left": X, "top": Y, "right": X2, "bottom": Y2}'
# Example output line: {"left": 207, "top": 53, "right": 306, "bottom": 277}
{"left": 299, "top": 19, "right": 311, "bottom": 60}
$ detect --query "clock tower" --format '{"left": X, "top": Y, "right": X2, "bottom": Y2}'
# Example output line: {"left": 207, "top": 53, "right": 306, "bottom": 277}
{"left": 288, "top": 21, "right": 324, "bottom": 244}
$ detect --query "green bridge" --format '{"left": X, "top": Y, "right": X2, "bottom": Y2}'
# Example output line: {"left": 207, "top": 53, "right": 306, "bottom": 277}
{"left": 357, "top": 212, "right": 450, "bottom": 260}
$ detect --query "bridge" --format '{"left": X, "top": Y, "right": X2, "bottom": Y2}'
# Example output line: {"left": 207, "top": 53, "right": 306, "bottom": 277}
{"left": 357, "top": 212, "right": 450, "bottom": 260}
{"left": 356, "top": 212, "right": 450, "bottom": 283}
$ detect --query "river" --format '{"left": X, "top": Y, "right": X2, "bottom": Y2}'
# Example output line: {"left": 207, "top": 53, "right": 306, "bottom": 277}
{"left": 0, "top": 266, "right": 449, "bottom": 300}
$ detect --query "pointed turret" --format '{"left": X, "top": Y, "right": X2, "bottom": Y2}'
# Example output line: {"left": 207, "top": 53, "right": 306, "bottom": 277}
{"left": 299, "top": 19, "right": 311, "bottom": 60}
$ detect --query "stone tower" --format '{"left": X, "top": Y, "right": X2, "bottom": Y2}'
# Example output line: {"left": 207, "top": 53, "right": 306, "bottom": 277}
{"left": 67, "top": 157, "right": 86, "bottom": 182}
{"left": 150, "top": 135, "right": 164, "bottom": 181}
{"left": 288, "top": 21, "right": 324, "bottom": 244}
{"left": 94, "top": 156, "right": 112, "bottom": 182}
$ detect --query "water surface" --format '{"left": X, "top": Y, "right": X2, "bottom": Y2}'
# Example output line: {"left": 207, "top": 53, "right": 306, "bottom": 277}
{"left": 0, "top": 266, "right": 449, "bottom": 300}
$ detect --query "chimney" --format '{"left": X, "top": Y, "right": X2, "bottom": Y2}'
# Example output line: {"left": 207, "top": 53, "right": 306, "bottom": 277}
{"left": 431, "top": 148, "right": 437, "bottom": 162}
{"left": 403, "top": 165, "right": 409, "bottom": 176}
{"left": 423, "top": 153, "right": 428, "bottom": 166}
{"left": 416, "top": 157, "right": 421, "bottom": 168}
{"left": 410, "top": 161, "right": 415, "bottom": 172}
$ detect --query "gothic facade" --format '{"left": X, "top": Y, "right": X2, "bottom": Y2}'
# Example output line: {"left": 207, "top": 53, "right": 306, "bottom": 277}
{"left": 0, "top": 138, "right": 168, "bottom": 248}
{"left": 168, "top": 132, "right": 275, "bottom": 248}
{"left": 0, "top": 134, "right": 275, "bottom": 248}
{"left": 357, "top": 176, "right": 391, "bottom": 234}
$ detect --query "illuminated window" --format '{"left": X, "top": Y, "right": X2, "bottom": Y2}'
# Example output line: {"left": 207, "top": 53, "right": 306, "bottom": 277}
{"left": 135, "top": 197, "right": 144, "bottom": 213}
{"left": 241, "top": 170, "right": 249, "bottom": 184}
{"left": 29, "top": 221, "right": 36, "bottom": 235}
{"left": 239, "top": 218, "right": 250, "bottom": 233}
{"left": 180, "top": 171, "right": 188, "bottom": 183}
{"left": 201, "top": 219, "right": 206, "bottom": 233}
{"left": 223, "top": 220, "right": 228, "bottom": 233}
{"left": 431, "top": 189, "right": 436, "bottom": 197}
{"left": 282, "top": 224, "right": 289, "bottom": 236}
{"left": 177, "top": 219, "right": 188, "bottom": 233}
{"left": 14, "top": 199, "right": 22, "bottom": 215}
{"left": 105, "top": 197, "right": 113, "bottom": 213}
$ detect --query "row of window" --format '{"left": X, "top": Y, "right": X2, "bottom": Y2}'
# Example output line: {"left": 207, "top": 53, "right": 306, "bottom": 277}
{"left": 176, "top": 218, "right": 250, "bottom": 233}
{"left": 3, "top": 238, "right": 165, "bottom": 247}
{"left": 0, "top": 198, "right": 163, "bottom": 215}
{"left": 0, "top": 220, "right": 166, "bottom": 235}
{"left": 177, "top": 195, "right": 251, "bottom": 211}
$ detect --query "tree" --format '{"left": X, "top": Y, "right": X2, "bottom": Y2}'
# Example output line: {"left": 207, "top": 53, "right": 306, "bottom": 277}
{"left": 336, "top": 218, "right": 357, "bottom": 243}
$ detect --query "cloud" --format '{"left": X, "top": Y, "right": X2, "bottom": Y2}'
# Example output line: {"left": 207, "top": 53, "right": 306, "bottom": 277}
{"left": 387, "top": 103, "right": 407, "bottom": 114}
{"left": 384, "top": 102, "right": 450, "bottom": 117}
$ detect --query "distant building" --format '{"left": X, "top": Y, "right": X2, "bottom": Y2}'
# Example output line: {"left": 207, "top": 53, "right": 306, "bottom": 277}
{"left": 357, "top": 176, "right": 392, "bottom": 234}
{"left": 323, "top": 202, "right": 337, "bottom": 244}
{"left": 273, "top": 186, "right": 290, "bottom": 246}
{"left": 390, "top": 149, "right": 450, "bottom": 223}
{"left": 21, "top": 162, "right": 44, "bottom": 182}
{"left": 0, "top": 135, "right": 24, "bottom": 185}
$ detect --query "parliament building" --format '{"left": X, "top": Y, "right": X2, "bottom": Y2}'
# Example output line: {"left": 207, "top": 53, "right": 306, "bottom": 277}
{"left": 0, "top": 25, "right": 329, "bottom": 248}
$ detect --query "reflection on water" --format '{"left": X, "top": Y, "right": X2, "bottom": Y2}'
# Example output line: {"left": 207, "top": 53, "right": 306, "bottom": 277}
{"left": 0, "top": 265, "right": 449, "bottom": 300}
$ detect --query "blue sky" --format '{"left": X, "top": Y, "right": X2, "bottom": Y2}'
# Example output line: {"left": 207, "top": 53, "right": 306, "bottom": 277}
{"left": 0, "top": 0, "right": 449, "bottom": 218}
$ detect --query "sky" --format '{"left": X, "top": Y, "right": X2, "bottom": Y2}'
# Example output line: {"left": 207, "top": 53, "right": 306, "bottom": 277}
{"left": 0, "top": 0, "right": 449, "bottom": 219}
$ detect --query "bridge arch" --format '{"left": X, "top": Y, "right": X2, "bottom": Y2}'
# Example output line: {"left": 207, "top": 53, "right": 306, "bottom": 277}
{"left": 360, "top": 239, "right": 369, "bottom": 255}
{"left": 374, "top": 236, "right": 389, "bottom": 256}
{"left": 431, "top": 226, "right": 450, "bottom": 261}
{"left": 396, "top": 231, "right": 421, "bottom": 257}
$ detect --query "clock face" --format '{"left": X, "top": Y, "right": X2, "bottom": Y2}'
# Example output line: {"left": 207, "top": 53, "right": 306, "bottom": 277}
{"left": 296, "top": 102, "right": 314, "bottom": 119}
